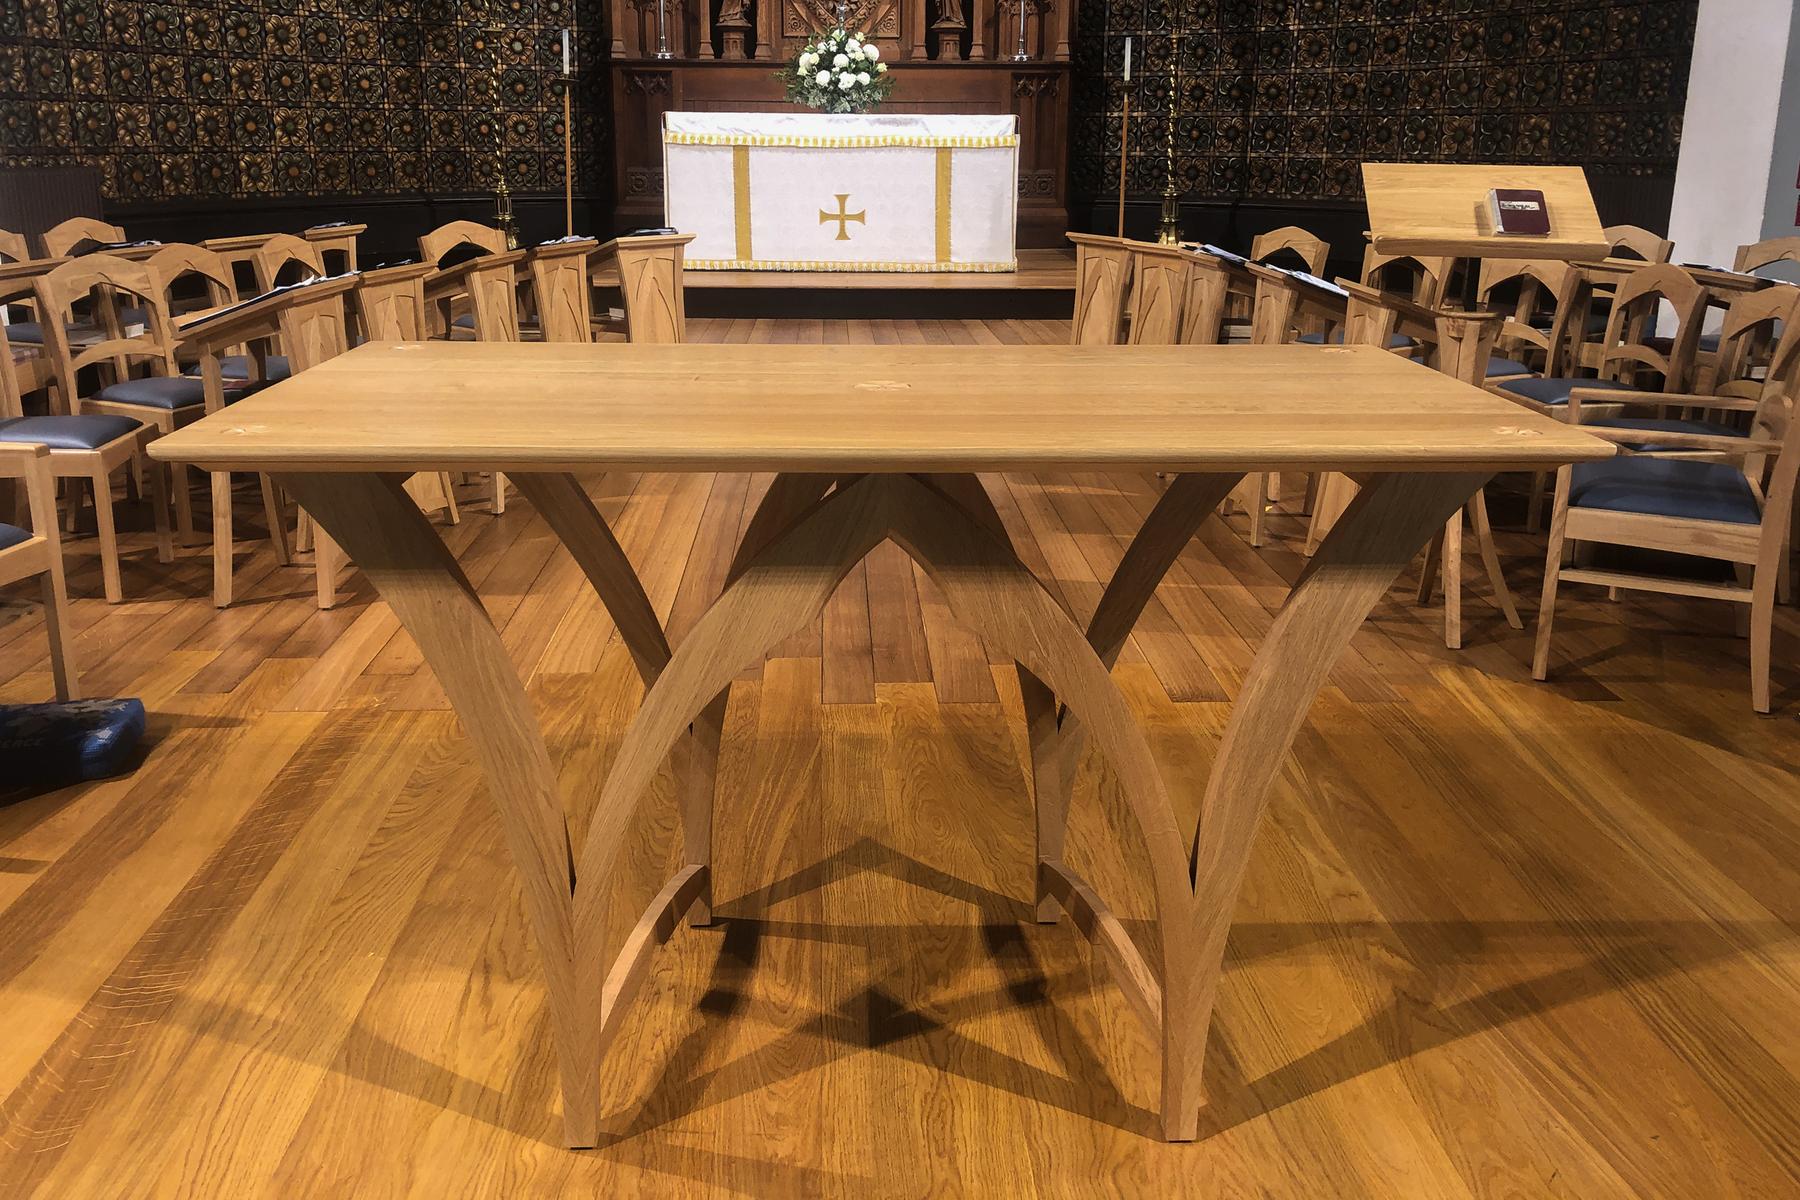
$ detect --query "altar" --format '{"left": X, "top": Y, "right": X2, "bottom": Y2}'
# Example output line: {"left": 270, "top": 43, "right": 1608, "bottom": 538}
{"left": 663, "top": 112, "right": 1019, "bottom": 272}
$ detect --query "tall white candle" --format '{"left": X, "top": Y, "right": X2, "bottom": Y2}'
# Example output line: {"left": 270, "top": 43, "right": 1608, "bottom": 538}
{"left": 1123, "top": 36, "right": 1131, "bottom": 82}
{"left": 562, "top": 29, "right": 571, "bottom": 75}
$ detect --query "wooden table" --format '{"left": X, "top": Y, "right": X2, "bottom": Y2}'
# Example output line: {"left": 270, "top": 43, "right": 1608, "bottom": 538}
{"left": 148, "top": 340, "right": 1613, "bottom": 1147}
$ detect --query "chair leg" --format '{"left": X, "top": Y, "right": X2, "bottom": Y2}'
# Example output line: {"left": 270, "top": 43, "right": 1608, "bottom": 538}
{"left": 90, "top": 465, "right": 123, "bottom": 604}
{"left": 39, "top": 571, "right": 79, "bottom": 700}
{"left": 1526, "top": 470, "right": 1548, "bottom": 532}
{"left": 295, "top": 506, "right": 314, "bottom": 553}
{"left": 440, "top": 472, "right": 461, "bottom": 525}
{"left": 492, "top": 472, "right": 507, "bottom": 515}
{"left": 1469, "top": 489, "right": 1523, "bottom": 630}
{"left": 260, "top": 474, "right": 292, "bottom": 566}
{"left": 1751, "top": 562, "right": 1775, "bottom": 714}
{"left": 1247, "top": 473, "right": 1268, "bottom": 547}
{"left": 1416, "top": 531, "right": 1442, "bottom": 605}
{"left": 173, "top": 461, "right": 197, "bottom": 545}
{"left": 212, "top": 468, "right": 235, "bottom": 608}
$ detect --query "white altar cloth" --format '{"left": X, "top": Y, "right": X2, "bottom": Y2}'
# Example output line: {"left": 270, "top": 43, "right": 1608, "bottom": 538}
{"left": 662, "top": 112, "right": 1018, "bottom": 272}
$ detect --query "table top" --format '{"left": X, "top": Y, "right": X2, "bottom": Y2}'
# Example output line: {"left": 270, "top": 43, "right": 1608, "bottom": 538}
{"left": 1363, "top": 163, "right": 1610, "bottom": 261}
{"left": 148, "top": 341, "right": 1614, "bottom": 474}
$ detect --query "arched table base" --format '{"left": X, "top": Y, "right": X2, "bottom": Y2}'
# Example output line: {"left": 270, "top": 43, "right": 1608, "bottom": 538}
{"left": 281, "top": 465, "right": 1489, "bottom": 1147}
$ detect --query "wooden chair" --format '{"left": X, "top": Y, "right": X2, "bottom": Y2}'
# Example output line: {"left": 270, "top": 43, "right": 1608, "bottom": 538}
{"left": 1604, "top": 224, "right": 1675, "bottom": 264}
{"left": 1303, "top": 287, "right": 1525, "bottom": 648}
{"left": 40, "top": 217, "right": 125, "bottom": 259}
{"left": 1293, "top": 248, "right": 1447, "bottom": 351}
{"left": 1533, "top": 290, "right": 1800, "bottom": 712}
{"left": 8, "top": 256, "right": 173, "bottom": 601}
{"left": 353, "top": 261, "right": 434, "bottom": 342}
{"left": 249, "top": 234, "right": 325, "bottom": 293}
{"left": 0, "top": 442, "right": 78, "bottom": 698}
{"left": 0, "top": 229, "right": 28, "bottom": 263}
{"left": 199, "top": 233, "right": 275, "bottom": 298}
{"left": 604, "top": 233, "right": 694, "bottom": 343}
{"left": 1067, "top": 233, "right": 1134, "bottom": 346}
{"left": 1176, "top": 249, "right": 1232, "bottom": 345}
{"left": 419, "top": 220, "right": 508, "bottom": 266}
{"left": 1124, "top": 242, "right": 1188, "bottom": 346}
{"left": 302, "top": 222, "right": 366, "bottom": 274}
{"left": 1249, "top": 226, "right": 1329, "bottom": 274}
{"left": 1733, "top": 236, "right": 1800, "bottom": 276}
{"left": 1476, "top": 258, "right": 1573, "bottom": 379}
{"left": 422, "top": 249, "right": 527, "bottom": 512}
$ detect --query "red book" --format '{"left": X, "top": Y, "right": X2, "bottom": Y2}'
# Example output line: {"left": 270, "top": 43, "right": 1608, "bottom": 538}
{"left": 1490, "top": 188, "right": 1551, "bottom": 237}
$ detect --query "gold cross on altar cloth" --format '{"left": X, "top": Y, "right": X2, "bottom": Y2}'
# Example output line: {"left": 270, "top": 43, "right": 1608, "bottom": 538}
{"left": 819, "top": 194, "right": 867, "bottom": 240}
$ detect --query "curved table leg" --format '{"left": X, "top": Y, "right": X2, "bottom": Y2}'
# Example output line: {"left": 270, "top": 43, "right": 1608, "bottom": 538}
{"left": 1166, "top": 470, "right": 1489, "bottom": 1138}
{"left": 1035, "top": 472, "right": 1242, "bottom": 922}
{"left": 276, "top": 472, "right": 591, "bottom": 1142}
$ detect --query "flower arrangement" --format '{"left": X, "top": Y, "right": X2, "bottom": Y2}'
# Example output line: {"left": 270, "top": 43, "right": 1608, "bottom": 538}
{"left": 783, "top": 27, "right": 892, "bottom": 114}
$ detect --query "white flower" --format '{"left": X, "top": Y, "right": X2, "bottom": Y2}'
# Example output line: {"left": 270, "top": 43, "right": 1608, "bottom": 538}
{"left": 839, "top": 74, "right": 855, "bottom": 89}
{"left": 815, "top": 69, "right": 831, "bottom": 85}
{"left": 857, "top": 71, "right": 870, "bottom": 84}
{"left": 845, "top": 38, "right": 861, "bottom": 54}
{"left": 864, "top": 43, "right": 880, "bottom": 61}
{"left": 875, "top": 61, "right": 887, "bottom": 72}
{"left": 796, "top": 65, "right": 807, "bottom": 75}
{"left": 833, "top": 52, "right": 849, "bottom": 67}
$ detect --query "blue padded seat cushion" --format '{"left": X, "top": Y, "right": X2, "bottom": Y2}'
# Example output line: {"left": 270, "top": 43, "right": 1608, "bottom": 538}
{"left": 3, "top": 321, "right": 43, "bottom": 344}
{"left": 0, "top": 413, "right": 143, "bottom": 450}
{"left": 94, "top": 375, "right": 210, "bottom": 410}
{"left": 1644, "top": 332, "right": 1723, "bottom": 354}
{"left": 1486, "top": 356, "right": 1534, "bottom": 377}
{"left": 1294, "top": 330, "right": 1414, "bottom": 349}
{"left": 1498, "top": 376, "right": 1638, "bottom": 406}
{"left": 0, "top": 522, "right": 28, "bottom": 551}
{"left": 1569, "top": 456, "right": 1761, "bottom": 525}
{"left": 453, "top": 312, "right": 475, "bottom": 329}
{"left": 182, "top": 354, "right": 291, "bottom": 383}
{"left": 0, "top": 698, "right": 147, "bottom": 786}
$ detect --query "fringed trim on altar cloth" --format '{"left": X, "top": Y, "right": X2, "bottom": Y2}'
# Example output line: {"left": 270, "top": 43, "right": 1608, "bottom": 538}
{"left": 665, "top": 132, "right": 1020, "bottom": 148}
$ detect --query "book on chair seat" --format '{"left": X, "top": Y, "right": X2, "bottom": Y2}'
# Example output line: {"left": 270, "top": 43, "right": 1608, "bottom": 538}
{"left": 1489, "top": 189, "right": 1551, "bottom": 237}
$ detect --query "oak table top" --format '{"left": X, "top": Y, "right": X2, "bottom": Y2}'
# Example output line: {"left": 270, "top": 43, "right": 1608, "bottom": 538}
{"left": 149, "top": 340, "right": 1613, "bottom": 475}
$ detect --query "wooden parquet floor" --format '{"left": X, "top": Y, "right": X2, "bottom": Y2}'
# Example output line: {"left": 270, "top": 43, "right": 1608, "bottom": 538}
{"left": 1, "top": 318, "right": 1798, "bottom": 1198}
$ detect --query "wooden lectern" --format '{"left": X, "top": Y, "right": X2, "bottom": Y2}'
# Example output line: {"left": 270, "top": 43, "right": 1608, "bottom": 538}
{"left": 1362, "top": 163, "right": 1610, "bottom": 263}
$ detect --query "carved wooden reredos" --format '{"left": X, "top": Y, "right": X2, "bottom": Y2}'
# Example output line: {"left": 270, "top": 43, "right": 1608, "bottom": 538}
{"left": 605, "top": 0, "right": 1073, "bottom": 63}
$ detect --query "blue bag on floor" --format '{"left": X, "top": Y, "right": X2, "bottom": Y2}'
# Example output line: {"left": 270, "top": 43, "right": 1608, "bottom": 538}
{"left": 0, "top": 699, "right": 147, "bottom": 789}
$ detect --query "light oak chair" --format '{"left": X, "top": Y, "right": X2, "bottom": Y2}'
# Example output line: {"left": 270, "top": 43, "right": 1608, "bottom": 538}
{"left": 1533, "top": 289, "right": 1800, "bottom": 712}
{"left": 0, "top": 442, "right": 77, "bottom": 698}
{"left": 1067, "top": 233, "right": 1134, "bottom": 346}
{"left": 40, "top": 217, "right": 125, "bottom": 259}
{"left": 352, "top": 260, "right": 434, "bottom": 342}
{"left": 1250, "top": 225, "right": 1329, "bottom": 273}
{"left": 422, "top": 248, "right": 528, "bottom": 512}
{"left": 1735, "top": 236, "right": 1800, "bottom": 274}
{"left": 7, "top": 257, "right": 173, "bottom": 601}
{"left": 302, "top": 221, "right": 366, "bottom": 274}
{"left": 1476, "top": 258, "right": 1573, "bottom": 379}
{"left": 0, "top": 229, "right": 28, "bottom": 263}
{"left": 1294, "top": 247, "right": 1447, "bottom": 351}
{"left": 1604, "top": 224, "right": 1675, "bottom": 264}
{"left": 419, "top": 220, "right": 508, "bottom": 265}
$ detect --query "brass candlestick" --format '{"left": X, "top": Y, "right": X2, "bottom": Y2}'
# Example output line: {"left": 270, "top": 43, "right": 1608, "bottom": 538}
{"left": 1157, "top": 33, "right": 1182, "bottom": 246}
{"left": 487, "top": 3, "right": 518, "bottom": 248}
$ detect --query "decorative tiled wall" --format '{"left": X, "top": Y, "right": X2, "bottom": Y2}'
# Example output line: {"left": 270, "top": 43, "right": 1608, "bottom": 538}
{"left": 1070, "top": 0, "right": 1700, "bottom": 203}
{"left": 0, "top": 0, "right": 607, "bottom": 204}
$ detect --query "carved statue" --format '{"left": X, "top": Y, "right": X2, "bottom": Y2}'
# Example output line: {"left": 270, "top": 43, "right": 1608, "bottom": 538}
{"left": 717, "top": 0, "right": 748, "bottom": 24}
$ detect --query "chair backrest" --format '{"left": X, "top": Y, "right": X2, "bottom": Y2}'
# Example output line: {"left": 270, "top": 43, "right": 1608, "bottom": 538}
{"left": 1177, "top": 250, "right": 1231, "bottom": 345}
{"left": 1067, "top": 233, "right": 1133, "bottom": 346}
{"left": 1699, "top": 284, "right": 1797, "bottom": 402}
{"left": 303, "top": 222, "right": 364, "bottom": 274}
{"left": 1125, "top": 242, "right": 1187, "bottom": 346}
{"left": 251, "top": 234, "right": 325, "bottom": 294}
{"left": 0, "top": 230, "right": 27, "bottom": 264}
{"left": 1734, "top": 236, "right": 1800, "bottom": 275}
{"left": 455, "top": 252, "right": 526, "bottom": 342}
{"left": 32, "top": 255, "right": 173, "bottom": 409}
{"left": 1250, "top": 226, "right": 1328, "bottom": 274}
{"left": 1361, "top": 248, "right": 1453, "bottom": 307}
{"left": 1246, "top": 263, "right": 1347, "bottom": 346}
{"left": 354, "top": 263, "right": 431, "bottom": 342}
{"left": 1477, "top": 258, "right": 1572, "bottom": 357}
{"left": 1593, "top": 262, "right": 1710, "bottom": 390}
{"left": 612, "top": 234, "right": 691, "bottom": 344}
{"left": 40, "top": 216, "right": 125, "bottom": 259}
{"left": 1604, "top": 224, "right": 1674, "bottom": 264}
{"left": 147, "top": 243, "right": 237, "bottom": 311}
{"left": 419, "top": 221, "right": 508, "bottom": 266}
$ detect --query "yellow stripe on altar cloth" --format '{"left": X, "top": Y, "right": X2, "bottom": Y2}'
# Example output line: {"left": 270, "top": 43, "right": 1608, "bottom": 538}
{"left": 686, "top": 259, "right": 1018, "bottom": 273}
{"left": 935, "top": 147, "right": 952, "bottom": 265}
{"left": 732, "top": 145, "right": 752, "bottom": 263}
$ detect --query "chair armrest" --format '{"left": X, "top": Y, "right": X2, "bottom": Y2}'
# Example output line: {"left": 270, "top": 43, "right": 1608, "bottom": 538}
{"left": 1583, "top": 428, "right": 1783, "bottom": 455}
{"left": 0, "top": 441, "right": 59, "bottom": 536}
{"left": 0, "top": 441, "right": 50, "bottom": 478}
{"left": 1566, "top": 387, "right": 1763, "bottom": 412}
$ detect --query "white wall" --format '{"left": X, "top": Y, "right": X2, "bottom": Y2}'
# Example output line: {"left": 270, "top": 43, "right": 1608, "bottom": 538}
{"left": 1666, "top": 0, "right": 1800, "bottom": 272}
